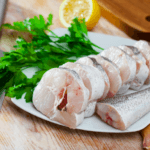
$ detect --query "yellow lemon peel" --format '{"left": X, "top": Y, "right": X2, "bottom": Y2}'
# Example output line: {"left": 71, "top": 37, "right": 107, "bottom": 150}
{"left": 59, "top": 0, "right": 101, "bottom": 30}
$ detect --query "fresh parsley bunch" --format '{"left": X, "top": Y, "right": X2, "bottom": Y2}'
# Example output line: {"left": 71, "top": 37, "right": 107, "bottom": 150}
{"left": 0, "top": 13, "right": 103, "bottom": 102}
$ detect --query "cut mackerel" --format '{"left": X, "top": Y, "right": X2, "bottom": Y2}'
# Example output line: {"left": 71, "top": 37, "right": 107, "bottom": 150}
{"left": 33, "top": 68, "right": 89, "bottom": 128}
{"left": 76, "top": 57, "right": 110, "bottom": 100}
{"left": 134, "top": 40, "right": 150, "bottom": 84}
{"left": 89, "top": 55, "right": 122, "bottom": 98}
{"left": 96, "top": 87, "right": 150, "bottom": 130}
{"left": 119, "top": 45, "right": 149, "bottom": 90}
{"left": 100, "top": 46, "right": 136, "bottom": 94}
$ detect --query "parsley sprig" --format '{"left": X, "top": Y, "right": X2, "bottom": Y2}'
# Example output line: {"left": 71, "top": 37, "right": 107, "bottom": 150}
{"left": 0, "top": 13, "right": 103, "bottom": 102}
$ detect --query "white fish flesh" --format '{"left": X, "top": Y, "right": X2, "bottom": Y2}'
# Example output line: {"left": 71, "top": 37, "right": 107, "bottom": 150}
{"left": 134, "top": 40, "right": 150, "bottom": 84}
{"left": 76, "top": 57, "right": 110, "bottom": 100}
{"left": 61, "top": 62, "right": 105, "bottom": 101}
{"left": 100, "top": 46, "right": 136, "bottom": 94}
{"left": 118, "top": 45, "right": 149, "bottom": 90}
{"left": 61, "top": 62, "right": 105, "bottom": 117}
{"left": 33, "top": 68, "right": 89, "bottom": 128}
{"left": 96, "top": 87, "right": 150, "bottom": 130}
{"left": 52, "top": 110, "right": 85, "bottom": 129}
{"left": 89, "top": 55, "right": 122, "bottom": 98}
{"left": 84, "top": 101, "right": 97, "bottom": 117}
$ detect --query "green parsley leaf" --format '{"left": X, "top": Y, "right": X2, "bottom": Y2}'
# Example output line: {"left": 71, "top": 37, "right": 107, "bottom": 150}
{"left": 0, "top": 13, "right": 104, "bottom": 102}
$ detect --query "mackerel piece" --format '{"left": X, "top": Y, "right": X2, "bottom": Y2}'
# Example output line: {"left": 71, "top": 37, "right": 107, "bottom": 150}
{"left": 89, "top": 55, "right": 122, "bottom": 98}
{"left": 134, "top": 40, "right": 150, "bottom": 84}
{"left": 33, "top": 68, "right": 89, "bottom": 128}
{"left": 76, "top": 57, "right": 110, "bottom": 100}
{"left": 100, "top": 46, "right": 136, "bottom": 94}
{"left": 119, "top": 45, "right": 149, "bottom": 90}
{"left": 96, "top": 87, "right": 150, "bottom": 130}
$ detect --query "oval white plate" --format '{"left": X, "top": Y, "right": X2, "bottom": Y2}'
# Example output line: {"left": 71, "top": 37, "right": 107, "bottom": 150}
{"left": 11, "top": 28, "right": 150, "bottom": 133}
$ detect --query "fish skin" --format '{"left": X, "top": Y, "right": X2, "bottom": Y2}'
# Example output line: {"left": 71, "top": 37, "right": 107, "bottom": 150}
{"left": 96, "top": 87, "right": 150, "bottom": 130}
{"left": 89, "top": 55, "right": 122, "bottom": 98}
{"left": 88, "top": 57, "right": 110, "bottom": 100}
{"left": 76, "top": 57, "right": 110, "bottom": 100}
{"left": 126, "top": 46, "right": 146, "bottom": 64}
{"left": 76, "top": 56, "right": 94, "bottom": 67}
{"left": 100, "top": 46, "right": 136, "bottom": 94}
{"left": 134, "top": 40, "right": 150, "bottom": 84}
{"left": 119, "top": 45, "right": 149, "bottom": 90}
{"left": 101, "top": 56, "right": 120, "bottom": 73}
{"left": 61, "top": 62, "right": 105, "bottom": 118}
{"left": 33, "top": 68, "right": 89, "bottom": 128}
{"left": 60, "top": 63, "right": 99, "bottom": 119}
{"left": 61, "top": 62, "right": 105, "bottom": 101}
{"left": 84, "top": 101, "right": 97, "bottom": 118}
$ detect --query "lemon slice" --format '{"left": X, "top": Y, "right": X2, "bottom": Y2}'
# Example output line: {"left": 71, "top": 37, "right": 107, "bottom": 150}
{"left": 59, "top": 0, "right": 101, "bottom": 30}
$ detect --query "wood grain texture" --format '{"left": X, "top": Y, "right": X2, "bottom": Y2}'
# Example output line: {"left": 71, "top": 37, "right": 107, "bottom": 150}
{"left": 141, "top": 124, "right": 150, "bottom": 149}
{"left": 0, "top": 97, "right": 143, "bottom": 150}
{"left": 0, "top": 0, "right": 129, "bottom": 52}
{"left": 0, "top": 0, "right": 145, "bottom": 149}
{"left": 97, "top": 0, "right": 150, "bottom": 32}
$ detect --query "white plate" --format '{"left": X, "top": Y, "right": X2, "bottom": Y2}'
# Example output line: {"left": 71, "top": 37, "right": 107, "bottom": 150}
{"left": 11, "top": 28, "right": 150, "bottom": 133}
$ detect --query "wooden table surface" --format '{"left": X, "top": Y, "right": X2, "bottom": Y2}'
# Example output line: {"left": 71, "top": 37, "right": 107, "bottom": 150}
{"left": 0, "top": 0, "right": 144, "bottom": 149}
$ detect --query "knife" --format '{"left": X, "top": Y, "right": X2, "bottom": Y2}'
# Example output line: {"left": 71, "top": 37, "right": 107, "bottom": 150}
{"left": 0, "top": 0, "right": 7, "bottom": 30}
{"left": 0, "top": 0, "right": 8, "bottom": 109}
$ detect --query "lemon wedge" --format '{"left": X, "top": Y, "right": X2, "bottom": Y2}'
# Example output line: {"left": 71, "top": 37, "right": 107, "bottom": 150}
{"left": 59, "top": 0, "right": 101, "bottom": 30}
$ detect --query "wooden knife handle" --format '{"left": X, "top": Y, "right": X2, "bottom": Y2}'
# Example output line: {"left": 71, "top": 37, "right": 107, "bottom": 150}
{"left": 141, "top": 124, "right": 150, "bottom": 149}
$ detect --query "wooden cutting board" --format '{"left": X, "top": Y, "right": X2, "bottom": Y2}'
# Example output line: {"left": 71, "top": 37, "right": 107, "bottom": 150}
{"left": 98, "top": 0, "right": 150, "bottom": 33}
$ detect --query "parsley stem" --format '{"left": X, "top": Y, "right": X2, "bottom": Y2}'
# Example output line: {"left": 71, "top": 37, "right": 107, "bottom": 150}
{"left": 48, "top": 29, "right": 59, "bottom": 38}
{"left": 90, "top": 42, "right": 104, "bottom": 50}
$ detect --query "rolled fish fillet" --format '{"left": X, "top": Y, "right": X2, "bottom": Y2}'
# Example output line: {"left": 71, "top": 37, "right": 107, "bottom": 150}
{"left": 134, "top": 40, "right": 150, "bottom": 84}
{"left": 76, "top": 57, "right": 110, "bottom": 100}
{"left": 100, "top": 46, "right": 136, "bottom": 94}
{"left": 89, "top": 55, "right": 122, "bottom": 98}
{"left": 33, "top": 68, "right": 89, "bottom": 128}
{"left": 118, "top": 45, "right": 149, "bottom": 90}
{"left": 96, "top": 87, "right": 150, "bottom": 130}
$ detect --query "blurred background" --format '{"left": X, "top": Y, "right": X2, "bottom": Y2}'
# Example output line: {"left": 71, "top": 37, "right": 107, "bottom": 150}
{"left": 0, "top": 0, "right": 150, "bottom": 52}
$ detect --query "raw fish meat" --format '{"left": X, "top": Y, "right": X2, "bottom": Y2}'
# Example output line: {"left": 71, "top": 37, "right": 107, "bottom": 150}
{"left": 96, "top": 87, "right": 150, "bottom": 130}
{"left": 100, "top": 46, "right": 136, "bottom": 94}
{"left": 61, "top": 62, "right": 105, "bottom": 101}
{"left": 119, "top": 45, "right": 149, "bottom": 90}
{"left": 89, "top": 55, "right": 122, "bottom": 98}
{"left": 61, "top": 62, "right": 105, "bottom": 117}
{"left": 76, "top": 57, "right": 110, "bottom": 100}
{"left": 33, "top": 68, "right": 89, "bottom": 128}
{"left": 134, "top": 40, "right": 150, "bottom": 84}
